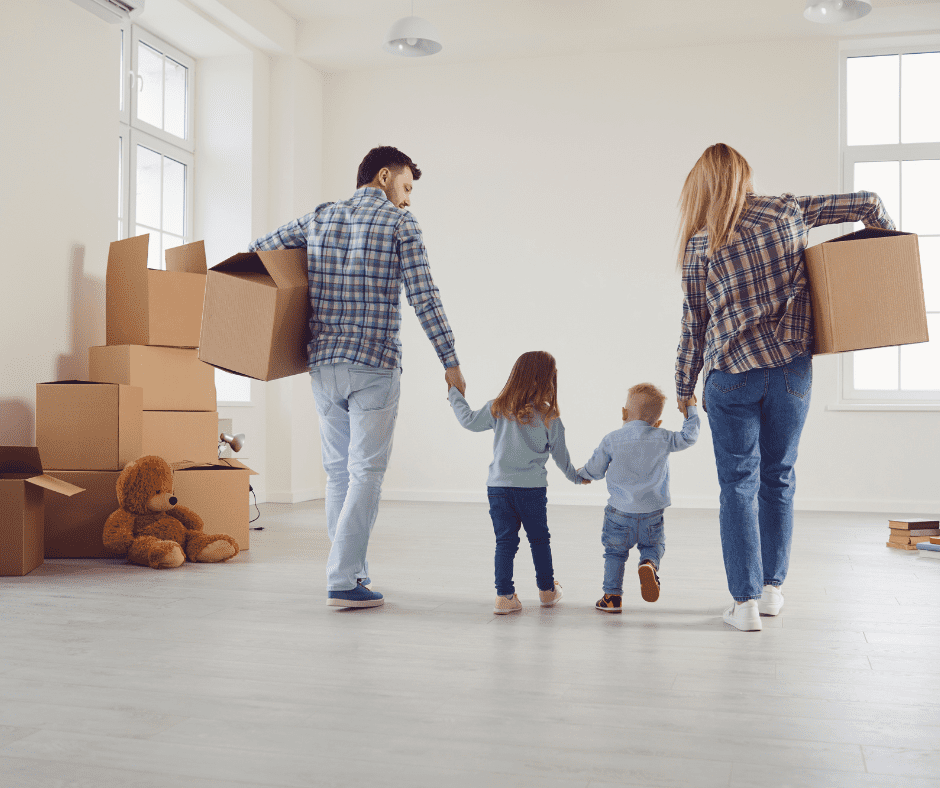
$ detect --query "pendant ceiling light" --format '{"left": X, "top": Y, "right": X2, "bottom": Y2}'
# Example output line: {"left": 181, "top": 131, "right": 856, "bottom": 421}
{"left": 384, "top": 2, "right": 442, "bottom": 57}
{"left": 804, "top": 0, "right": 872, "bottom": 23}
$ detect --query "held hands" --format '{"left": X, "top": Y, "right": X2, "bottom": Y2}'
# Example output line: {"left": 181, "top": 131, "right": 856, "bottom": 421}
{"left": 580, "top": 478, "right": 591, "bottom": 485}
{"left": 677, "top": 394, "right": 697, "bottom": 418}
{"left": 444, "top": 365, "right": 466, "bottom": 396}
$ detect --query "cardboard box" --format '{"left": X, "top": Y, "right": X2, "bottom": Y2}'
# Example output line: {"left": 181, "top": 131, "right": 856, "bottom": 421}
{"left": 1, "top": 448, "right": 84, "bottom": 576}
{"left": 171, "top": 460, "right": 258, "bottom": 550}
{"left": 36, "top": 381, "right": 143, "bottom": 471}
{"left": 89, "top": 345, "right": 216, "bottom": 411}
{"left": 805, "top": 228, "right": 928, "bottom": 355}
{"left": 107, "top": 235, "right": 207, "bottom": 349}
{"left": 43, "top": 470, "right": 121, "bottom": 558}
{"left": 142, "top": 411, "right": 219, "bottom": 464}
{"left": 199, "top": 248, "right": 311, "bottom": 381}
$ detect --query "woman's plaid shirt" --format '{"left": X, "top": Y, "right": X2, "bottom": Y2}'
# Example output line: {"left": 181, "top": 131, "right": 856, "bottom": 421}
{"left": 249, "top": 187, "right": 459, "bottom": 371}
{"left": 676, "top": 191, "right": 894, "bottom": 400}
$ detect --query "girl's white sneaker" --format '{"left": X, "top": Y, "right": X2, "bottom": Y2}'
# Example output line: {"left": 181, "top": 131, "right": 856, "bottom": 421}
{"left": 758, "top": 585, "right": 784, "bottom": 616}
{"left": 723, "top": 599, "right": 762, "bottom": 631}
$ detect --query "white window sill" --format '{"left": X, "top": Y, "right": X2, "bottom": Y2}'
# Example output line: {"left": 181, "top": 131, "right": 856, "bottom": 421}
{"left": 827, "top": 402, "right": 940, "bottom": 412}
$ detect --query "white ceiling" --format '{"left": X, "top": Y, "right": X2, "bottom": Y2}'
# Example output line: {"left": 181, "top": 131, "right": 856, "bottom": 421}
{"left": 268, "top": 0, "right": 940, "bottom": 72}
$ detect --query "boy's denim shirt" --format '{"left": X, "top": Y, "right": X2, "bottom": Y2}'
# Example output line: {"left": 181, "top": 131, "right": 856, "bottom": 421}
{"left": 579, "top": 406, "right": 700, "bottom": 513}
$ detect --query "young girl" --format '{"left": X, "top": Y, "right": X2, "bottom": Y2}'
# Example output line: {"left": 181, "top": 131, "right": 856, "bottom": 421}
{"left": 447, "top": 350, "right": 589, "bottom": 614}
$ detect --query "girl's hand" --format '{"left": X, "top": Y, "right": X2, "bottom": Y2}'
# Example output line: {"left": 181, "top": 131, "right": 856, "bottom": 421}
{"left": 580, "top": 478, "right": 591, "bottom": 485}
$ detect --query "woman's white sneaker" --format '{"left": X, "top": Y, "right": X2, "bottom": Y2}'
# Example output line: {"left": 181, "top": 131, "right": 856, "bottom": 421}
{"left": 723, "top": 599, "right": 762, "bottom": 631}
{"left": 758, "top": 585, "right": 784, "bottom": 616}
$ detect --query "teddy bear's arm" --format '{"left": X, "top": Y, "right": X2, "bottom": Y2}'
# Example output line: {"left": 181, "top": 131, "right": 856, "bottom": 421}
{"left": 168, "top": 504, "right": 205, "bottom": 533}
{"left": 103, "top": 509, "right": 137, "bottom": 555}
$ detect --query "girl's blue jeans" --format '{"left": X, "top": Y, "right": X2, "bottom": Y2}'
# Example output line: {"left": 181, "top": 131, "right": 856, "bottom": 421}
{"left": 487, "top": 486, "right": 554, "bottom": 596}
{"left": 601, "top": 507, "right": 665, "bottom": 595}
{"left": 705, "top": 354, "right": 812, "bottom": 602}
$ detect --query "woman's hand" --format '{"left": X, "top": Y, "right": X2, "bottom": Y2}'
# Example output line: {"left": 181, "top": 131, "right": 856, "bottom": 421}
{"left": 677, "top": 395, "right": 697, "bottom": 418}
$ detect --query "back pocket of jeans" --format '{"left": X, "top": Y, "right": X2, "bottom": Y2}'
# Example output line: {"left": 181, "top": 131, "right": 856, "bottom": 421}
{"left": 709, "top": 369, "right": 748, "bottom": 393}
{"left": 784, "top": 358, "right": 812, "bottom": 398}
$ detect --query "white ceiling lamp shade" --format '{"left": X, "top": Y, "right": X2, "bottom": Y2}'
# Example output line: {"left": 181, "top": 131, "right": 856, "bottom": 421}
{"left": 384, "top": 15, "right": 442, "bottom": 57}
{"left": 803, "top": 0, "right": 872, "bottom": 23}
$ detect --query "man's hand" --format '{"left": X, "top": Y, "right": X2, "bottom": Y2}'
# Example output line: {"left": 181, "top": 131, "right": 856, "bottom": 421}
{"left": 445, "top": 365, "right": 466, "bottom": 396}
{"left": 677, "top": 394, "right": 697, "bottom": 418}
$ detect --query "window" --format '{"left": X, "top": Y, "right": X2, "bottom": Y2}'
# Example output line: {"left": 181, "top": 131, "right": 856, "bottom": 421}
{"left": 841, "top": 46, "right": 940, "bottom": 406}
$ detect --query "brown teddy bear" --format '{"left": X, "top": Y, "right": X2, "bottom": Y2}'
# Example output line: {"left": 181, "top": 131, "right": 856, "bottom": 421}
{"left": 103, "top": 455, "right": 239, "bottom": 569}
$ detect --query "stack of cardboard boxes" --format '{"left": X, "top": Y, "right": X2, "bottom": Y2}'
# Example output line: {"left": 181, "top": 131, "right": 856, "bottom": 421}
{"left": 35, "top": 235, "right": 254, "bottom": 565}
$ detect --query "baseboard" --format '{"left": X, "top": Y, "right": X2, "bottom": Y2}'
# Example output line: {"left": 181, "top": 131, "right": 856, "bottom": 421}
{"left": 265, "top": 488, "right": 324, "bottom": 504}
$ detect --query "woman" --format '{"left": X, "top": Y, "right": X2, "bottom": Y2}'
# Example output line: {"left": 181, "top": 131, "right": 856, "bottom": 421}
{"left": 674, "top": 143, "right": 894, "bottom": 631}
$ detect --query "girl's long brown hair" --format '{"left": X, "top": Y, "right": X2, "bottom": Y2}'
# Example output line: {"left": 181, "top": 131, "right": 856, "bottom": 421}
{"left": 677, "top": 143, "right": 753, "bottom": 262}
{"left": 490, "top": 350, "right": 559, "bottom": 427}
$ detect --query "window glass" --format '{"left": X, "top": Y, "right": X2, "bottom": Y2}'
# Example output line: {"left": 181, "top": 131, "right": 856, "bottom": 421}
{"left": 901, "top": 159, "right": 940, "bottom": 234}
{"left": 854, "top": 346, "right": 899, "bottom": 391}
{"left": 901, "top": 52, "right": 940, "bottom": 144}
{"left": 137, "top": 42, "right": 164, "bottom": 129}
{"left": 846, "top": 55, "right": 899, "bottom": 146}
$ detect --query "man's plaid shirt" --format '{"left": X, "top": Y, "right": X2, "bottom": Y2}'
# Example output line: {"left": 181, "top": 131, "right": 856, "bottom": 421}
{"left": 676, "top": 191, "right": 894, "bottom": 400}
{"left": 249, "top": 187, "right": 459, "bottom": 371}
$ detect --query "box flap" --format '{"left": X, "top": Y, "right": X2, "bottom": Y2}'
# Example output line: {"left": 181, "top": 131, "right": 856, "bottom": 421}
{"left": 255, "top": 249, "right": 309, "bottom": 289}
{"left": 171, "top": 459, "right": 257, "bottom": 475}
{"left": 829, "top": 228, "right": 912, "bottom": 243}
{"left": 25, "top": 474, "right": 85, "bottom": 496}
{"left": 218, "top": 458, "right": 258, "bottom": 475}
{"left": 0, "top": 447, "right": 43, "bottom": 475}
{"left": 165, "top": 240, "right": 208, "bottom": 275}
{"left": 107, "top": 234, "right": 151, "bottom": 346}
{"left": 210, "top": 252, "right": 270, "bottom": 278}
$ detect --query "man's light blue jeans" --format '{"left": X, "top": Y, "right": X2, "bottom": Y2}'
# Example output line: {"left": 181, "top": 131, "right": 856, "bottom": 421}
{"left": 309, "top": 363, "right": 401, "bottom": 592}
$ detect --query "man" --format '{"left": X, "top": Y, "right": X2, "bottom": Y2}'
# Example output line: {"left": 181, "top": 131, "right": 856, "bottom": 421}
{"left": 249, "top": 146, "right": 465, "bottom": 608}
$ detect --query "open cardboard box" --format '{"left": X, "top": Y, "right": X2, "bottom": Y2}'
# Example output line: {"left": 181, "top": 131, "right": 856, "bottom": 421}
{"left": 107, "top": 236, "right": 207, "bottom": 349}
{"left": 199, "top": 248, "right": 311, "bottom": 381}
{"left": 805, "top": 228, "right": 928, "bottom": 355}
{"left": 89, "top": 345, "right": 216, "bottom": 411}
{"left": 43, "top": 470, "right": 121, "bottom": 558}
{"left": 1, "top": 447, "right": 84, "bottom": 576}
{"left": 36, "top": 381, "right": 143, "bottom": 471}
{"left": 171, "top": 459, "right": 258, "bottom": 550}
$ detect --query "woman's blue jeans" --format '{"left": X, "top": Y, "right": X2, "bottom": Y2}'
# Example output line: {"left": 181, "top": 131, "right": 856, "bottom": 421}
{"left": 487, "top": 486, "right": 554, "bottom": 596}
{"left": 705, "top": 354, "right": 812, "bottom": 602}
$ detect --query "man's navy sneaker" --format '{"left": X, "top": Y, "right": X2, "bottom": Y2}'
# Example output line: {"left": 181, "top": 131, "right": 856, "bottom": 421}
{"left": 327, "top": 585, "right": 385, "bottom": 608}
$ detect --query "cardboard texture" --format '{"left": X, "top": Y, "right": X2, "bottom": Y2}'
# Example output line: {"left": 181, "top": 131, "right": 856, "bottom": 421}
{"left": 43, "top": 470, "right": 121, "bottom": 558}
{"left": 805, "top": 229, "right": 928, "bottom": 355}
{"left": 89, "top": 345, "right": 216, "bottom": 411}
{"left": 106, "top": 235, "right": 207, "bottom": 349}
{"left": 171, "top": 460, "right": 258, "bottom": 550}
{"left": 36, "top": 382, "right": 143, "bottom": 471}
{"left": 1, "top": 448, "right": 84, "bottom": 576}
{"left": 199, "top": 248, "right": 311, "bottom": 381}
{"left": 142, "top": 411, "right": 219, "bottom": 464}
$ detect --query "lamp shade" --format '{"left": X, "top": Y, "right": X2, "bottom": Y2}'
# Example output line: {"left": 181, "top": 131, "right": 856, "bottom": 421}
{"left": 804, "top": 0, "right": 872, "bottom": 23}
{"left": 384, "top": 15, "right": 442, "bottom": 57}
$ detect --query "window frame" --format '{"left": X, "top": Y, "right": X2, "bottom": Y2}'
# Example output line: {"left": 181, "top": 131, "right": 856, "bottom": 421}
{"left": 835, "top": 42, "right": 940, "bottom": 411}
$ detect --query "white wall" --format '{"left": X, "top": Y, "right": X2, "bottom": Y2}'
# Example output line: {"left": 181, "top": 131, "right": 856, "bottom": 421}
{"left": 321, "top": 39, "right": 940, "bottom": 515}
{"left": 0, "top": 0, "right": 116, "bottom": 447}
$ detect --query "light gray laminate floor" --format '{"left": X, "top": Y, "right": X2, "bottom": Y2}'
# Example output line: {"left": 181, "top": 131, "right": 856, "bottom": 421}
{"left": 2, "top": 500, "right": 940, "bottom": 788}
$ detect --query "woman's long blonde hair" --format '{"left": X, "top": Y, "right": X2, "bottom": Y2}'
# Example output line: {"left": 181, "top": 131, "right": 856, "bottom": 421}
{"left": 490, "top": 350, "right": 559, "bottom": 427}
{"left": 677, "top": 143, "right": 753, "bottom": 262}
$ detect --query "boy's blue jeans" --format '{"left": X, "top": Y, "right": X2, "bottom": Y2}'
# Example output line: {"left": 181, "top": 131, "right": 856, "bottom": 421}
{"left": 309, "top": 363, "right": 401, "bottom": 592}
{"left": 601, "top": 507, "right": 665, "bottom": 595}
{"left": 705, "top": 354, "right": 812, "bottom": 602}
{"left": 487, "top": 486, "right": 555, "bottom": 597}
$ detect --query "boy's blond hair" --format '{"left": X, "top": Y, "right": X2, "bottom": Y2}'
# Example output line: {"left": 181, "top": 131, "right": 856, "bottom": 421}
{"left": 627, "top": 383, "right": 666, "bottom": 425}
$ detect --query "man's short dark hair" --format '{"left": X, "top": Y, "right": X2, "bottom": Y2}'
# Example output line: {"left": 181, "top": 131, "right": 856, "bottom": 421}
{"left": 357, "top": 146, "right": 422, "bottom": 188}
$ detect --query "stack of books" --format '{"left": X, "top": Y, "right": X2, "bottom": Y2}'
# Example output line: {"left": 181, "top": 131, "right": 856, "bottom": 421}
{"left": 887, "top": 519, "right": 940, "bottom": 551}
{"left": 917, "top": 535, "right": 940, "bottom": 561}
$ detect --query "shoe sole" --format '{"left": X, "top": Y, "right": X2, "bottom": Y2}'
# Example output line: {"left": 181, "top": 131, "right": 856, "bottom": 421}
{"left": 722, "top": 609, "right": 762, "bottom": 631}
{"left": 758, "top": 603, "right": 783, "bottom": 616}
{"left": 493, "top": 607, "right": 522, "bottom": 615}
{"left": 638, "top": 564, "right": 660, "bottom": 602}
{"left": 326, "top": 598, "right": 384, "bottom": 608}
{"left": 595, "top": 605, "right": 622, "bottom": 614}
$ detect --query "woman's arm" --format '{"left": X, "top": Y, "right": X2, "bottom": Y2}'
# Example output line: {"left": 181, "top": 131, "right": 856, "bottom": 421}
{"left": 675, "top": 238, "right": 708, "bottom": 402}
{"left": 796, "top": 191, "right": 895, "bottom": 230}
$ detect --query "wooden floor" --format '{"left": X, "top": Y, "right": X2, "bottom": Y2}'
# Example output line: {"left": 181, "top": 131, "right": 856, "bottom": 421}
{"left": 2, "top": 500, "right": 940, "bottom": 787}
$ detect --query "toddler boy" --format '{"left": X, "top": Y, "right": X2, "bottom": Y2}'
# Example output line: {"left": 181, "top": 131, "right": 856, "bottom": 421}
{"left": 578, "top": 383, "right": 699, "bottom": 613}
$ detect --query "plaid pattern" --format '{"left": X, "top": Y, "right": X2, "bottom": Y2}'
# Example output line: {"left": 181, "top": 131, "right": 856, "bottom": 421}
{"left": 249, "top": 187, "right": 459, "bottom": 370}
{"left": 676, "top": 191, "right": 895, "bottom": 400}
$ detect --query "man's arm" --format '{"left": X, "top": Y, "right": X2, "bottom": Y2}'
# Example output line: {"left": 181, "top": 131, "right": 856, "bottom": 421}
{"left": 248, "top": 211, "right": 319, "bottom": 252}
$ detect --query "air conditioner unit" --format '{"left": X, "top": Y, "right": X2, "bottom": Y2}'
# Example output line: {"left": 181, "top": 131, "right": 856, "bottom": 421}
{"left": 69, "top": 0, "right": 145, "bottom": 24}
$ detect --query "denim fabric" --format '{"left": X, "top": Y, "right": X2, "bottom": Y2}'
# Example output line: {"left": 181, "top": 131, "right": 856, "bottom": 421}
{"left": 600, "top": 507, "right": 665, "bottom": 595}
{"left": 309, "top": 363, "right": 401, "bottom": 591}
{"left": 487, "top": 487, "right": 554, "bottom": 596}
{"left": 705, "top": 354, "right": 812, "bottom": 601}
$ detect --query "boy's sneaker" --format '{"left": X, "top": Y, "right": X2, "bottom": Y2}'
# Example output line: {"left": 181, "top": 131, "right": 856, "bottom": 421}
{"left": 494, "top": 594, "right": 522, "bottom": 615}
{"left": 327, "top": 585, "right": 384, "bottom": 608}
{"left": 758, "top": 584, "right": 784, "bottom": 616}
{"left": 595, "top": 594, "right": 622, "bottom": 613}
{"left": 638, "top": 561, "right": 660, "bottom": 602}
{"left": 539, "top": 581, "right": 564, "bottom": 607}
{"left": 722, "top": 599, "right": 762, "bottom": 631}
